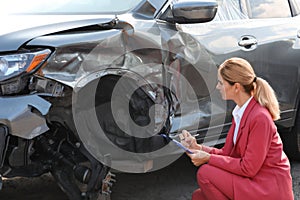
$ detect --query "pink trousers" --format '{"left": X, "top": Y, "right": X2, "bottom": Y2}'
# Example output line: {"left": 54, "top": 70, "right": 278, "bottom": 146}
{"left": 192, "top": 164, "right": 234, "bottom": 200}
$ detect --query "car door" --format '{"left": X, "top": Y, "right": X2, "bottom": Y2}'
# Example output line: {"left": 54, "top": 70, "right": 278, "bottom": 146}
{"left": 158, "top": 0, "right": 300, "bottom": 146}
{"left": 228, "top": 0, "right": 300, "bottom": 129}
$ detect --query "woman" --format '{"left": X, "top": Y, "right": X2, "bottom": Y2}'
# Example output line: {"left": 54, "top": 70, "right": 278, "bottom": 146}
{"left": 180, "top": 57, "right": 294, "bottom": 200}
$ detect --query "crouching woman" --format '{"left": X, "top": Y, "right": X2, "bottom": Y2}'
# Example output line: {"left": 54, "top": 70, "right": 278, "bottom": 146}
{"left": 180, "top": 57, "right": 294, "bottom": 200}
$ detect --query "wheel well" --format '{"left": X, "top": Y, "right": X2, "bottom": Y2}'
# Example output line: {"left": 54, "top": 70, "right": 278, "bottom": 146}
{"left": 91, "top": 74, "right": 167, "bottom": 153}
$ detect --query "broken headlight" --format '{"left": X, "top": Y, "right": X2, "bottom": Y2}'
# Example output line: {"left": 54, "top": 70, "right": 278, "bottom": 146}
{"left": 0, "top": 49, "right": 51, "bottom": 95}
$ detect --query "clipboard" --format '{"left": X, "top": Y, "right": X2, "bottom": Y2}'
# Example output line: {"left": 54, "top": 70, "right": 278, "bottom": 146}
{"left": 161, "top": 134, "right": 194, "bottom": 154}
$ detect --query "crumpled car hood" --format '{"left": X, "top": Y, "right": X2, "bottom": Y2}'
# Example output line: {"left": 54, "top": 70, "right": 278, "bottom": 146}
{"left": 0, "top": 14, "right": 116, "bottom": 51}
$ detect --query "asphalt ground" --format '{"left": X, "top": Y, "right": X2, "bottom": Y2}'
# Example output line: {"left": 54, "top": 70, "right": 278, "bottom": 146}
{"left": 0, "top": 155, "right": 299, "bottom": 200}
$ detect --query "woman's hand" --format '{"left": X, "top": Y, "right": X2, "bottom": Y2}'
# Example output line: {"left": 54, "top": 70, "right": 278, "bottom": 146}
{"left": 179, "top": 130, "right": 202, "bottom": 150}
{"left": 179, "top": 130, "right": 210, "bottom": 166}
{"left": 187, "top": 150, "right": 211, "bottom": 166}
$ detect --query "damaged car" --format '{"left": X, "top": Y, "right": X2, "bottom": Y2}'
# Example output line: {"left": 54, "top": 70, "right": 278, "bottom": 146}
{"left": 1, "top": 0, "right": 300, "bottom": 199}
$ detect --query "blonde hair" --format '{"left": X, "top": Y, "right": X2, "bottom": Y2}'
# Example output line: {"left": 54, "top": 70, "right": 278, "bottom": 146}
{"left": 219, "top": 57, "right": 280, "bottom": 121}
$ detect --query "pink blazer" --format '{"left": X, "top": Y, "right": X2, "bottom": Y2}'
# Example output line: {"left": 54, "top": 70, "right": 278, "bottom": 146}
{"left": 203, "top": 98, "right": 294, "bottom": 200}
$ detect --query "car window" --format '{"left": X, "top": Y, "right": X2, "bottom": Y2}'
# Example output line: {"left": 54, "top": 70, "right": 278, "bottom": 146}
{"left": 290, "top": 0, "right": 300, "bottom": 15}
{"left": 245, "top": 0, "right": 292, "bottom": 18}
{"left": 213, "top": 0, "right": 249, "bottom": 21}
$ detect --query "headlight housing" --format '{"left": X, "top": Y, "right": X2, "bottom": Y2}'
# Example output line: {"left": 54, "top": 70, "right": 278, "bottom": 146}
{"left": 0, "top": 49, "right": 51, "bottom": 81}
{"left": 0, "top": 49, "right": 51, "bottom": 95}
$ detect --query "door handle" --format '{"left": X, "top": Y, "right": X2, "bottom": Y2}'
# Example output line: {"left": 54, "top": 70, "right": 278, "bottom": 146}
{"left": 238, "top": 37, "right": 257, "bottom": 47}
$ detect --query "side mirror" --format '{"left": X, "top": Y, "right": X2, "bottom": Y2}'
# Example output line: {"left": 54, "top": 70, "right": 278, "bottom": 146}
{"left": 170, "top": 0, "right": 218, "bottom": 24}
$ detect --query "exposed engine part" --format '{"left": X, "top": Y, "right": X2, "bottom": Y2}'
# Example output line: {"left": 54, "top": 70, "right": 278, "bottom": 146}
{"left": 74, "top": 165, "right": 92, "bottom": 184}
{"left": 37, "top": 134, "right": 92, "bottom": 184}
{"left": 34, "top": 124, "right": 113, "bottom": 200}
{"left": 8, "top": 138, "right": 34, "bottom": 167}
{"left": 0, "top": 120, "right": 112, "bottom": 199}
{"left": 31, "top": 77, "right": 65, "bottom": 97}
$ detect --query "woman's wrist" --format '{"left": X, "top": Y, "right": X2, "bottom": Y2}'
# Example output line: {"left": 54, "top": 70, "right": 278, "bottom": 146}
{"left": 205, "top": 153, "right": 211, "bottom": 163}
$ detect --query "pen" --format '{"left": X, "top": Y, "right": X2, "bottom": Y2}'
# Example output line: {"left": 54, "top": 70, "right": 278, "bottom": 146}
{"left": 169, "top": 133, "right": 199, "bottom": 140}
{"left": 161, "top": 134, "right": 194, "bottom": 154}
{"left": 180, "top": 134, "right": 199, "bottom": 140}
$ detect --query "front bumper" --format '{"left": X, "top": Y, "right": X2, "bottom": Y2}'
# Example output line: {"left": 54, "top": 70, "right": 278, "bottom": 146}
{"left": 0, "top": 95, "right": 51, "bottom": 139}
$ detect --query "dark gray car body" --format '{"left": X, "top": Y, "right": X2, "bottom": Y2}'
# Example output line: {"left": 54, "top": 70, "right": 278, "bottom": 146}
{"left": 1, "top": 0, "right": 300, "bottom": 175}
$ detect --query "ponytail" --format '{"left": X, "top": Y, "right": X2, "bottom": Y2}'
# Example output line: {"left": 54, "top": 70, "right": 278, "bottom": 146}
{"left": 253, "top": 77, "right": 280, "bottom": 121}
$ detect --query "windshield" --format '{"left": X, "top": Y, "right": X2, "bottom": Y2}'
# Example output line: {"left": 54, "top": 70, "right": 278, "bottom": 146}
{"left": 1, "top": 0, "right": 144, "bottom": 14}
